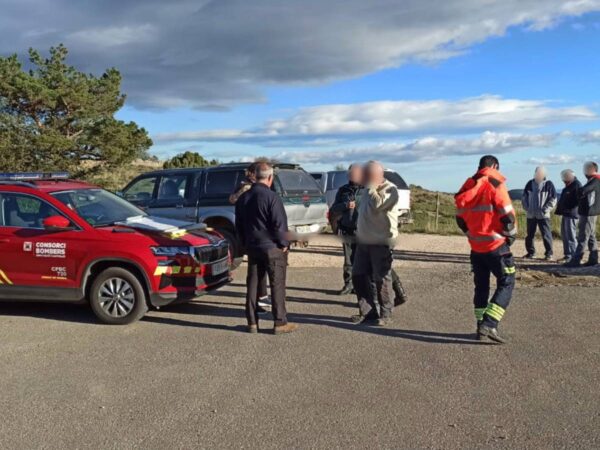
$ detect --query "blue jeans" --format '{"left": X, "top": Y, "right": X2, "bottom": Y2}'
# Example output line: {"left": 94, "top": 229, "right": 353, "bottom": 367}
{"left": 525, "top": 218, "right": 553, "bottom": 257}
{"left": 560, "top": 216, "right": 578, "bottom": 259}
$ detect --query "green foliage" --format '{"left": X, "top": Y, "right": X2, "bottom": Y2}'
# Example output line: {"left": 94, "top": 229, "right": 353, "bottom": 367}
{"left": 0, "top": 44, "right": 152, "bottom": 175}
{"left": 163, "top": 151, "right": 218, "bottom": 169}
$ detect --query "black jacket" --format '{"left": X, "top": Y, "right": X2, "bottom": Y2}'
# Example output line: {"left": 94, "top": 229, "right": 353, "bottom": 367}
{"left": 235, "top": 183, "right": 289, "bottom": 251}
{"left": 556, "top": 179, "right": 582, "bottom": 218}
{"left": 330, "top": 182, "right": 361, "bottom": 234}
{"left": 578, "top": 175, "right": 600, "bottom": 217}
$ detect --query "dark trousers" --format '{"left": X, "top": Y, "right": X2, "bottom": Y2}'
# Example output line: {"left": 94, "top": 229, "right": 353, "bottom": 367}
{"left": 573, "top": 215, "right": 598, "bottom": 263}
{"left": 471, "top": 244, "right": 516, "bottom": 327}
{"left": 341, "top": 234, "right": 356, "bottom": 288}
{"left": 246, "top": 248, "right": 288, "bottom": 326}
{"left": 525, "top": 218, "right": 553, "bottom": 257}
{"left": 352, "top": 244, "right": 394, "bottom": 319}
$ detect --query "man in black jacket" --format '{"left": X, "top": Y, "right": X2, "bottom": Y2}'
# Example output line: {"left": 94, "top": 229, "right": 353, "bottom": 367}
{"left": 329, "top": 164, "right": 362, "bottom": 294}
{"left": 555, "top": 169, "right": 582, "bottom": 264}
{"left": 566, "top": 161, "right": 600, "bottom": 267}
{"left": 235, "top": 162, "right": 298, "bottom": 334}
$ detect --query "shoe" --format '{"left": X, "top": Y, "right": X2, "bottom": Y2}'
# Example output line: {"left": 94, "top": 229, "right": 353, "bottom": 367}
{"left": 338, "top": 285, "right": 353, "bottom": 295}
{"left": 247, "top": 324, "right": 258, "bottom": 334}
{"left": 584, "top": 260, "right": 598, "bottom": 267}
{"left": 559, "top": 257, "right": 571, "bottom": 264}
{"left": 258, "top": 296, "right": 271, "bottom": 308}
{"left": 257, "top": 305, "right": 268, "bottom": 314}
{"left": 477, "top": 324, "right": 506, "bottom": 344}
{"left": 351, "top": 314, "right": 378, "bottom": 325}
{"left": 393, "top": 283, "right": 408, "bottom": 306}
{"left": 544, "top": 255, "right": 554, "bottom": 262}
{"left": 273, "top": 323, "right": 298, "bottom": 335}
{"left": 523, "top": 254, "right": 535, "bottom": 259}
{"left": 564, "top": 259, "right": 581, "bottom": 268}
{"left": 376, "top": 317, "right": 392, "bottom": 327}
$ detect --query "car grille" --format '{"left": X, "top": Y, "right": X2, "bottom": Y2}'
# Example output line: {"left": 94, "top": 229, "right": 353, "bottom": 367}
{"left": 194, "top": 241, "right": 229, "bottom": 263}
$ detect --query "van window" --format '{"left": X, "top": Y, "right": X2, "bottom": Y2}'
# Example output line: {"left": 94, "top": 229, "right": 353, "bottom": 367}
{"left": 276, "top": 169, "right": 322, "bottom": 195}
{"left": 123, "top": 176, "right": 157, "bottom": 203}
{"left": 157, "top": 174, "right": 188, "bottom": 200}
{"left": 329, "top": 172, "right": 349, "bottom": 191}
{"left": 205, "top": 171, "right": 239, "bottom": 195}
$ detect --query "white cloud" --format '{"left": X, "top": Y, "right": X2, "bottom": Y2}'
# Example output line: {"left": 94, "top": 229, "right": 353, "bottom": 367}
{"left": 525, "top": 154, "right": 580, "bottom": 165}
{"left": 579, "top": 130, "right": 600, "bottom": 143}
{"left": 153, "top": 96, "right": 595, "bottom": 144}
{"left": 272, "top": 131, "right": 558, "bottom": 164}
{"left": 2, "top": 0, "right": 600, "bottom": 108}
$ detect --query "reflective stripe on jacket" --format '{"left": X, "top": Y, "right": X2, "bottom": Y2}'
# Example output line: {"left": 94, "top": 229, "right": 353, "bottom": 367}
{"left": 455, "top": 167, "right": 517, "bottom": 253}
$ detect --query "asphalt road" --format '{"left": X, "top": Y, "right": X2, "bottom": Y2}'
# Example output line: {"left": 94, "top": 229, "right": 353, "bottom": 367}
{"left": 0, "top": 241, "right": 599, "bottom": 449}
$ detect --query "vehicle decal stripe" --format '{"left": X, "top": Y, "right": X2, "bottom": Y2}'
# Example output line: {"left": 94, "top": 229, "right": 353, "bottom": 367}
{"left": 0, "top": 270, "right": 13, "bottom": 285}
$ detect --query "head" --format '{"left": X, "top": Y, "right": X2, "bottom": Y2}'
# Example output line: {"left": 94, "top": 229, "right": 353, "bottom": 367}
{"left": 348, "top": 163, "right": 362, "bottom": 184}
{"left": 583, "top": 161, "right": 599, "bottom": 179}
{"left": 561, "top": 169, "right": 576, "bottom": 185}
{"left": 246, "top": 162, "right": 258, "bottom": 182}
{"left": 533, "top": 166, "right": 547, "bottom": 183}
{"left": 254, "top": 162, "right": 274, "bottom": 187}
{"left": 363, "top": 160, "right": 385, "bottom": 186}
{"left": 478, "top": 155, "right": 500, "bottom": 171}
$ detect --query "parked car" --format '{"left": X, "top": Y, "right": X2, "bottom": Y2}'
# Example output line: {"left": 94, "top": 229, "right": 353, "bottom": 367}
{"left": 121, "top": 163, "right": 328, "bottom": 259}
{"left": 0, "top": 172, "right": 231, "bottom": 324}
{"left": 311, "top": 169, "right": 413, "bottom": 232}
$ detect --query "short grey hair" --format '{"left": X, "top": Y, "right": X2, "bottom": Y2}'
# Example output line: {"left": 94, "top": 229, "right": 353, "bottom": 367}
{"left": 584, "top": 161, "right": 599, "bottom": 174}
{"left": 254, "top": 162, "right": 274, "bottom": 181}
{"left": 561, "top": 169, "right": 575, "bottom": 180}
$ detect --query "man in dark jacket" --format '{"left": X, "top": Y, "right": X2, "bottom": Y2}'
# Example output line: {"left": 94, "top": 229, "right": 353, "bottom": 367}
{"left": 235, "top": 162, "right": 298, "bottom": 335}
{"left": 329, "top": 164, "right": 362, "bottom": 294}
{"left": 555, "top": 169, "right": 582, "bottom": 264}
{"left": 522, "top": 166, "right": 557, "bottom": 260}
{"left": 565, "top": 161, "right": 600, "bottom": 267}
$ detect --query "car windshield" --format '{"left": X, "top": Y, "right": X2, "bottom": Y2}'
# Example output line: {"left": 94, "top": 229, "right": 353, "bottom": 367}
{"left": 52, "top": 188, "right": 146, "bottom": 227}
{"left": 276, "top": 169, "right": 322, "bottom": 195}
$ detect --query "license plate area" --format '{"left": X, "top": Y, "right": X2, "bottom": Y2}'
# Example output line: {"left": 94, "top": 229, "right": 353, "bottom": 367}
{"left": 210, "top": 259, "right": 229, "bottom": 275}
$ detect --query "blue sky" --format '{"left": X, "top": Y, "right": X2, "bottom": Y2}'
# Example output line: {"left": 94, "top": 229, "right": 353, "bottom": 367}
{"left": 4, "top": 0, "right": 600, "bottom": 191}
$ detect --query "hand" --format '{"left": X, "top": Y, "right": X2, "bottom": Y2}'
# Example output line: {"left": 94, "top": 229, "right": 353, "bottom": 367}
{"left": 506, "top": 236, "right": 515, "bottom": 247}
{"left": 348, "top": 201, "right": 356, "bottom": 209}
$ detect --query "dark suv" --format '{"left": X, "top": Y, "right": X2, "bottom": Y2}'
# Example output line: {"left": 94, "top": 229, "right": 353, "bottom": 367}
{"left": 121, "top": 163, "right": 328, "bottom": 258}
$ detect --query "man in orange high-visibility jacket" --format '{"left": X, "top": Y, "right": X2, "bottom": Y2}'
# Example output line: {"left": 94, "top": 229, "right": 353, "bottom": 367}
{"left": 455, "top": 155, "right": 517, "bottom": 344}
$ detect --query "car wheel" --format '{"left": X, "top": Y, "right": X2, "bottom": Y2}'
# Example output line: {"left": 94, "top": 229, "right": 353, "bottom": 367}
{"left": 89, "top": 268, "right": 148, "bottom": 325}
{"left": 216, "top": 228, "right": 243, "bottom": 270}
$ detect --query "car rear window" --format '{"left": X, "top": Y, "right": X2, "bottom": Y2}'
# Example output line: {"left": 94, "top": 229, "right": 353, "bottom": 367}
{"left": 276, "top": 169, "right": 322, "bottom": 195}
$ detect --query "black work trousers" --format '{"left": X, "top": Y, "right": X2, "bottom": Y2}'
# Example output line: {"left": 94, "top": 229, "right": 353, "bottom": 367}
{"left": 352, "top": 244, "right": 394, "bottom": 319}
{"left": 246, "top": 247, "right": 288, "bottom": 327}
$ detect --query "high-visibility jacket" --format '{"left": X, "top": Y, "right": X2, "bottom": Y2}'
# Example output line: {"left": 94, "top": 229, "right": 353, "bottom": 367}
{"left": 455, "top": 167, "right": 517, "bottom": 253}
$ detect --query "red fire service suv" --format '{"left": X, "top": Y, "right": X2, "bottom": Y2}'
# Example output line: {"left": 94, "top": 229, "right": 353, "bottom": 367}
{"left": 0, "top": 172, "right": 231, "bottom": 324}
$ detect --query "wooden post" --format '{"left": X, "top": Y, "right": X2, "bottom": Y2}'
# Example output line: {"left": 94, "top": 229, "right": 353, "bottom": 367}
{"left": 435, "top": 192, "right": 440, "bottom": 232}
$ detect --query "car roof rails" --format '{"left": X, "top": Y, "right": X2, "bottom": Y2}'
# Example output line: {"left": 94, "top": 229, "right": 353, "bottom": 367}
{"left": 0, "top": 172, "right": 70, "bottom": 181}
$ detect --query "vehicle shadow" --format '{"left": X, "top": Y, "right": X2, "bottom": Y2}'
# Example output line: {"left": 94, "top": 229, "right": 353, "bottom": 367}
{"left": 215, "top": 286, "right": 356, "bottom": 307}
{"left": 292, "top": 247, "right": 470, "bottom": 265}
{"left": 0, "top": 302, "right": 97, "bottom": 324}
{"left": 229, "top": 282, "right": 344, "bottom": 298}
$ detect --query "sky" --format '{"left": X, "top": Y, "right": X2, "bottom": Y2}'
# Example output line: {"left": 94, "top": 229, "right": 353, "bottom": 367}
{"left": 3, "top": 0, "right": 600, "bottom": 191}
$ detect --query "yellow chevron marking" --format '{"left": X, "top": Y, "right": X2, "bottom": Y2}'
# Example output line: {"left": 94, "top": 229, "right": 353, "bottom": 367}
{"left": 0, "top": 270, "right": 13, "bottom": 285}
{"left": 183, "top": 266, "right": 192, "bottom": 274}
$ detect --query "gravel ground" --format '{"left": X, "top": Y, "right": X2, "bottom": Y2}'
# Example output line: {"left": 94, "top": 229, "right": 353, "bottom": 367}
{"left": 0, "top": 233, "right": 598, "bottom": 449}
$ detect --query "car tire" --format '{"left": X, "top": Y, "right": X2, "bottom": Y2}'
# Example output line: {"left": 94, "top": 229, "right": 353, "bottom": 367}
{"left": 216, "top": 228, "right": 243, "bottom": 270}
{"left": 89, "top": 268, "right": 149, "bottom": 325}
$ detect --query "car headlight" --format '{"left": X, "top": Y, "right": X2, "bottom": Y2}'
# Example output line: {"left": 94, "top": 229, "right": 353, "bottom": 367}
{"left": 151, "top": 246, "right": 193, "bottom": 257}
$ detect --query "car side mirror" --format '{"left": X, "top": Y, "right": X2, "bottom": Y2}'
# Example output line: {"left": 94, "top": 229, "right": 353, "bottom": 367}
{"left": 43, "top": 215, "right": 73, "bottom": 231}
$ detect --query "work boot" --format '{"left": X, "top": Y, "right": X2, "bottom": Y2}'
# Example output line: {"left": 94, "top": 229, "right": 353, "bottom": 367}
{"left": 564, "top": 259, "right": 581, "bottom": 268}
{"left": 478, "top": 324, "right": 506, "bottom": 344}
{"left": 247, "top": 324, "right": 258, "bottom": 334}
{"left": 376, "top": 317, "right": 392, "bottom": 327}
{"left": 338, "top": 284, "right": 354, "bottom": 295}
{"left": 584, "top": 251, "right": 599, "bottom": 267}
{"left": 523, "top": 253, "right": 535, "bottom": 259}
{"left": 273, "top": 323, "right": 299, "bottom": 335}
{"left": 393, "top": 280, "right": 408, "bottom": 306}
{"left": 544, "top": 255, "right": 554, "bottom": 262}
